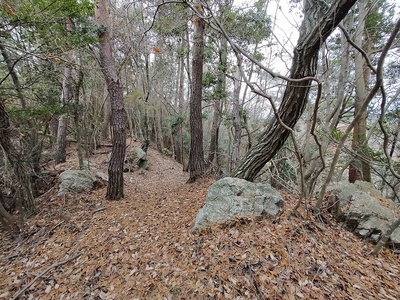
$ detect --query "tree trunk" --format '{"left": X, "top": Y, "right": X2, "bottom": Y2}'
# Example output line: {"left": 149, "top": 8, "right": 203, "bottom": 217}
{"left": 173, "top": 41, "right": 185, "bottom": 165}
{"left": 102, "top": 85, "right": 111, "bottom": 140}
{"left": 207, "top": 100, "right": 222, "bottom": 166}
{"left": 95, "top": 0, "right": 126, "bottom": 200}
{"left": 208, "top": 36, "right": 227, "bottom": 167}
{"left": 55, "top": 19, "right": 74, "bottom": 164}
{"left": 154, "top": 109, "right": 164, "bottom": 152}
{"left": 74, "top": 65, "right": 85, "bottom": 169}
{"left": 55, "top": 59, "right": 72, "bottom": 164}
{"left": 230, "top": 61, "right": 242, "bottom": 172}
{"left": 303, "top": 17, "right": 351, "bottom": 195}
{"left": 233, "top": 0, "right": 357, "bottom": 181}
{"left": 188, "top": 3, "right": 206, "bottom": 183}
{"left": 349, "top": 2, "right": 371, "bottom": 183}
{"left": 1, "top": 41, "right": 42, "bottom": 173}
{"left": 0, "top": 100, "right": 35, "bottom": 221}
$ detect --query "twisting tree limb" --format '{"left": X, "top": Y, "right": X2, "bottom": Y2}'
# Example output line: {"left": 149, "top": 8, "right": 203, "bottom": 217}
{"left": 338, "top": 24, "right": 377, "bottom": 74}
{"left": 315, "top": 16, "right": 400, "bottom": 212}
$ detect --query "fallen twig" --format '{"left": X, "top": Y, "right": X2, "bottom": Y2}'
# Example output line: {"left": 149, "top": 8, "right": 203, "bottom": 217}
{"left": 92, "top": 207, "right": 107, "bottom": 213}
{"left": 25, "top": 272, "right": 50, "bottom": 280}
{"left": 12, "top": 253, "right": 82, "bottom": 300}
{"left": 46, "top": 221, "right": 65, "bottom": 236}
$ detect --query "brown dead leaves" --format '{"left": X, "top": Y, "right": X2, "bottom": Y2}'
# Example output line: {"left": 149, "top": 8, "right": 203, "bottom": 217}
{"left": 1, "top": 143, "right": 400, "bottom": 299}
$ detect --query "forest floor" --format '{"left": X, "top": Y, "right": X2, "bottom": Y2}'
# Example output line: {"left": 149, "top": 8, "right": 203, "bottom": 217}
{"left": 0, "top": 142, "right": 399, "bottom": 300}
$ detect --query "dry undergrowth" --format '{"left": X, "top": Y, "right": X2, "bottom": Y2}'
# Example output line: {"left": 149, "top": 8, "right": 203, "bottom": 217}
{"left": 0, "top": 143, "right": 399, "bottom": 299}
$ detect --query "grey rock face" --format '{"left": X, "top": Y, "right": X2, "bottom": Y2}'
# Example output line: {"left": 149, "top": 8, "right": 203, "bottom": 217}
{"left": 328, "top": 181, "right": 400, "bottom": 249}
{"left": 58, "top": 170, "right": 96, "bottom": 196}
{"left": 124, "top": 147, "right": 149, "bottom": 171}
{"left": 95, "top": 172, "right": 109, "bottom": 181}
{"left": 193, "top": 177, "right": 284, "bottom": 231}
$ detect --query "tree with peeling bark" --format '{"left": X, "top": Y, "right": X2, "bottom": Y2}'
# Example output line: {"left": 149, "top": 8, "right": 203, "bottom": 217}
{"left": 95, "top": 0, "right": 126, "bottom": 200}
{"left": 232, "top": 0, "right": 358, "bottom": 181}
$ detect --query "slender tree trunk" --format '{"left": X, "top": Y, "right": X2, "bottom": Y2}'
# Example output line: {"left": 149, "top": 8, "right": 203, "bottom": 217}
{"left": 55, "top": 19, "right": 74, "bottom": 164}
{"left": 207, "top": 100, "right": 222, "bottom": 166}
{"left": 74, "top": 64, "right": 85, "bottom": 169}
{"left": 231, "top": 61, "right": 242, "bottom": 172}
{"left": 0, "top": 42, "right": 35, "bottom": 221}
{"left": 304, "top": 18, "right": 351, "bottom": 195}
{"left": 188, "top": 2, "right": 206, "bottom": 182}
{"left": 0, "top": 102, "right": 20, "bottom": 235}
{"left": 233, "top": 0, "right": 357, "bottom": 181}
{"left": 55, "top": 57, "right": 72, "bottom": 164}
{"left": 95, "top": 0, "right": 126, "bottom": 200}
{"left": 1, "top": 41, "right": 42, "bottom": 172}
{"left": 154, "top": 109, "right": 164, "bottom": 152}
{"left": 315, "top": 14, "right": 400, "bottom": 212}
{"left": 173, "top": 43, "right": 185, "bottom": 165}
{"left": 349, "top": 2, "right": 371, "bottom": 183}
{"left": 0, "top": 100, "right": 35, "bottom": 220}
{"left": 208, "top": 36, "right": 227, "bottom": 167}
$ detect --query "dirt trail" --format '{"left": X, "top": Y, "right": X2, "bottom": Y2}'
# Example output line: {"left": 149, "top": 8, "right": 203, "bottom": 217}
{"left": 1, "top": 144, "right": 399, "bottom": 299}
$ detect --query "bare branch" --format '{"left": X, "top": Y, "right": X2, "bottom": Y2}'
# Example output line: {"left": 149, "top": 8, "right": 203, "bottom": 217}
{"left": 316, "top": 16, "right": 400, "bottom": 211}
{"left": 338, "top": 24, "right": 377, "bottom": 74}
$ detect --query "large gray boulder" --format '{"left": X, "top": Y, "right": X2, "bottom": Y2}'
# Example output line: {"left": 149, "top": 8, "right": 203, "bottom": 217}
{"left": 193, "top": 177, "right": 284, "bottom": 231}
{"left": 328, "top": 181, "right": 400, "bottom": 248}
{"left": 58, "top": 170, "right": 96, "bottom": 196}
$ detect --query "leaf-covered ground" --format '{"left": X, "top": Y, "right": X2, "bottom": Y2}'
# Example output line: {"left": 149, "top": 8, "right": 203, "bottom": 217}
{"left": 1, "top": 144, "right": 399, "bottom": 299}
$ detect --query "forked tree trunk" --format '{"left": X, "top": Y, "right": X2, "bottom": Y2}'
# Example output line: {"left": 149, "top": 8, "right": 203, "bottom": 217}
{"left": 95, "top": 0, "right": 126, "bottom": 200}
{"left": 188, "top": 2, "right": 206, "bottom": 182}
{"left": 234, "top": 0, "right": 357, "bottom": 181}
